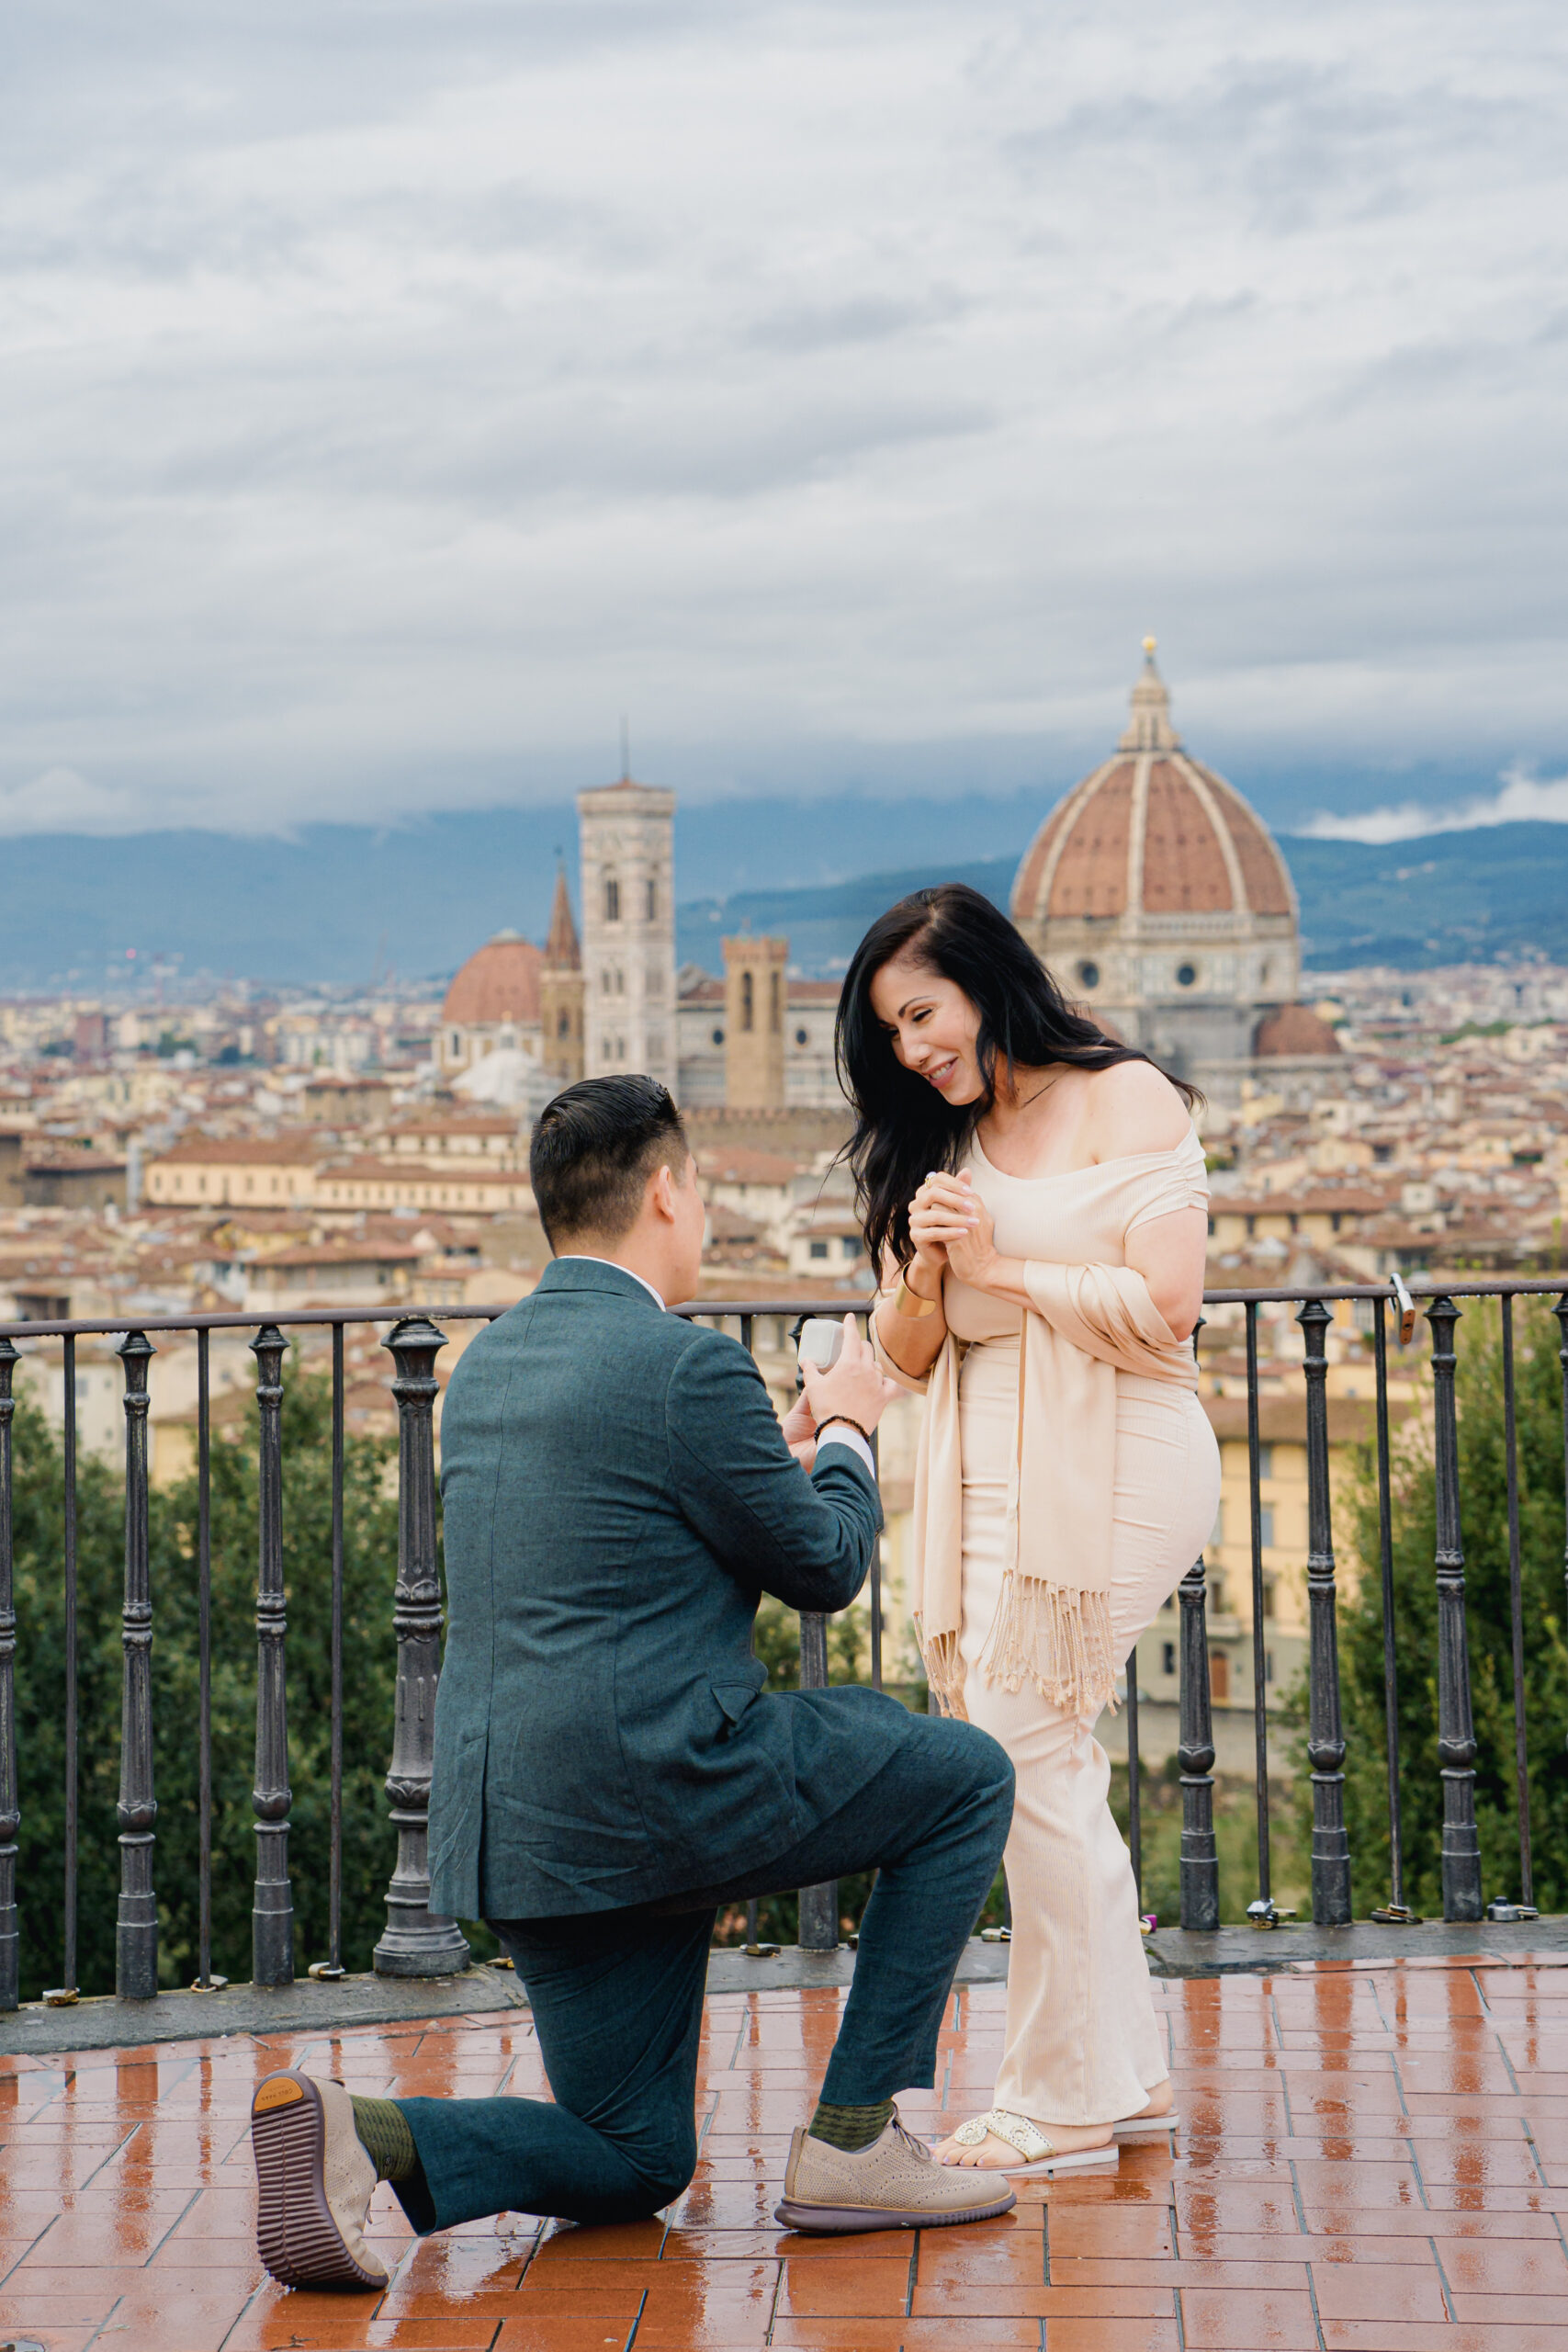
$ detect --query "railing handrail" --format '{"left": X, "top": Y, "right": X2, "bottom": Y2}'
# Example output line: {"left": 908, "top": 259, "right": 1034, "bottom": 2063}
{"left": 6, "top": 1269, "right": 1568, "bottom": 1344}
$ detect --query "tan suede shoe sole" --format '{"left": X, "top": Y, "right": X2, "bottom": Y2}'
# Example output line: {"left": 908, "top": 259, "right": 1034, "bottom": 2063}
{"left": 252, "top": 2069, "right": 389, "bottom": 2290}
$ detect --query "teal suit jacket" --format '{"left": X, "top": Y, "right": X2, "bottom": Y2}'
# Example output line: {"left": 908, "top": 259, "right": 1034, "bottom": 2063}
{"left": 428, "top": 1258, "right": 912, "bottom": 1919}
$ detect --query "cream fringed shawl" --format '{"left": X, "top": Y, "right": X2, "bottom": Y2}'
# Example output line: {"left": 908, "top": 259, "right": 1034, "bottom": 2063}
{"left": 878, "top": 1133, "right": 1206, "bottom": 1720}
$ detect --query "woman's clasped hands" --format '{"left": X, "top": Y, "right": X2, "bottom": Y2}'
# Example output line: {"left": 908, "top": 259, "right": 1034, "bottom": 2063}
{"left": 908, "top": 1170, "right": 999, "bottom": 1291}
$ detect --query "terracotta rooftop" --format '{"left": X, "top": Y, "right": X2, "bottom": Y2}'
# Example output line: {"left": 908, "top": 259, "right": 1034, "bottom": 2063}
{"left": 321, "top": 1157, "right": 534, "bottom": 1189}
{"left": 385, "top": 1115, "right": 521, "bottom": 1137}
{"left": 151, "top": 1133, "right": 321, "bottom": 1166}
{"left": 698, "top": 1149, "right": 805, "bottom": 1184}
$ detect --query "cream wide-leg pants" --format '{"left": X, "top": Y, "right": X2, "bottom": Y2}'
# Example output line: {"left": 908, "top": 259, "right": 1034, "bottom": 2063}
{"left": 957, "top": 1337, "right": 1222, "bottom": 2127}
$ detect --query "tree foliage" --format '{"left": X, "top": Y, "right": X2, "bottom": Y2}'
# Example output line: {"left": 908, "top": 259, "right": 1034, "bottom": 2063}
{"left": 1326, "top": 1296, "right": 1568, "bottom": 1918}
{"left": 12, "top": 1361, "right": 404, "bottom": 2000}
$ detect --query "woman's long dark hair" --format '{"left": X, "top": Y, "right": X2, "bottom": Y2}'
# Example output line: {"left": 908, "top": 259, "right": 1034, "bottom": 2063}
{"left": 836, "top": 882, "right": 1199, "bottom": 1272}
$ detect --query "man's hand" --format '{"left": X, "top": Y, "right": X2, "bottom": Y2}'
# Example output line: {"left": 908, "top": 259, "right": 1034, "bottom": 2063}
{"left": 802, "top": 1315, "right": 900, "bottom": 1439}
{"left": 781, "top": 1388, "right": 818, "bottom": 1471}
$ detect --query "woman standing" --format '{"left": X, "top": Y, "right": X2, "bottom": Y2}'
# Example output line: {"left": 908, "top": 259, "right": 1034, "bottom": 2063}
{"left": 840, "top": 884, "right": 1219, "bottom": 2173}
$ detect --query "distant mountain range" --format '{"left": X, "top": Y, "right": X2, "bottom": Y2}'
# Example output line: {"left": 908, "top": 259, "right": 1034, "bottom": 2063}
{"left": 3, "top": 811, "right": 1568, "bottom": 991}
{"left": 679, "top": 821, "right": 1568, "bottom": 978}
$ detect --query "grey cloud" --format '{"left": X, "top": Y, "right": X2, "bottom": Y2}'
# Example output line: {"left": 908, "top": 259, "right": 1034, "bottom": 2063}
{"left": 744, "top": 290, "right": 969, "bottom": 353}
{"left": 2, "top": 0, "right": 1568, "bottom": 838}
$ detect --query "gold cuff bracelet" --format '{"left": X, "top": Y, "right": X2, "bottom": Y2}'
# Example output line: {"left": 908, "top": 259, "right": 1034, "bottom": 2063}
{"left": 892, "top": 1278, "right": 940, "bottom": 1320}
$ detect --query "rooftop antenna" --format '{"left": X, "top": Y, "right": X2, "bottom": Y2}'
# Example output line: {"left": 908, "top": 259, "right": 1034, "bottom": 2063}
{"left": 620, "top": 714, "right": 630, "bottom": 783}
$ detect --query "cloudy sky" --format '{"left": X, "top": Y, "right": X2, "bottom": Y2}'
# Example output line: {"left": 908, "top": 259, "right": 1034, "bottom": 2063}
{"left": 4, "top": 0, "right": 1567, "bottom": 847}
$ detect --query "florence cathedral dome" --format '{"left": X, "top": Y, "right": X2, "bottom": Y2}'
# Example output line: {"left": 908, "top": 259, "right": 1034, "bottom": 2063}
{"left": 1011, "top": 645, "right": 1311, "bottom": 1079}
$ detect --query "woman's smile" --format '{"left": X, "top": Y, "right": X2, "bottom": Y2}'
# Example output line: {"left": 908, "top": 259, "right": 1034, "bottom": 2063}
{"left": 921, "top": 1053, "right": 962, "bottom": 1091}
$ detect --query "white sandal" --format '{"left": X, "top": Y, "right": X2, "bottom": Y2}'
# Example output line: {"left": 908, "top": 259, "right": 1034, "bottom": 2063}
{"left": 1113, "top": 2108, "right": 1181, "bottom": 2139}
{"left": 939, "top": 2108, "right": 1120, "bottom": 2178}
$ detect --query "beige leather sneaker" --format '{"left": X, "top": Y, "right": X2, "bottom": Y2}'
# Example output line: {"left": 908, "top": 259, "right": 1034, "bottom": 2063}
{"left": 775, "top": 2113, "right": 1018, "bottom": 2233}
{"left": 252, "top": 2069, "right": 390, "bottom": 2290}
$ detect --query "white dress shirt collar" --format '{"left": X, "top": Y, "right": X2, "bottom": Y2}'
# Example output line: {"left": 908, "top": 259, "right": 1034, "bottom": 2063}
{"left": 555, "top": 1254, "right": 667, "bottom": 1310}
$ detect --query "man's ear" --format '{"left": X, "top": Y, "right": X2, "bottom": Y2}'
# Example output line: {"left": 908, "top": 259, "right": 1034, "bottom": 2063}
{"left": 648, "top": 1160, "right": 679, "bottom": 1223}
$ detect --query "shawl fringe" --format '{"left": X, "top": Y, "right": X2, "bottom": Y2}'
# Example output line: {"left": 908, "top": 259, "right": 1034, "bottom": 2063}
{"left": 977, "top": 1575, "right": 1118, "bottom": 1718}
{"left": 914, "top": 1616, "right": 969, "bottom": 1722}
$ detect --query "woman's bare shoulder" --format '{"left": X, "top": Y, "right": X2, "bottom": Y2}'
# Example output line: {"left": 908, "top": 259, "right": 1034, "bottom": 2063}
{"left": 1085, "top": 1057, "right": 1192, "bottom": 1157}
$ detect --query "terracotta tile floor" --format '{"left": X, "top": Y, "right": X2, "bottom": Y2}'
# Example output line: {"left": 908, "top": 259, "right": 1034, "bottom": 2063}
{"left": 7, "top": 1956, "right": 1568, "bottom": 2350}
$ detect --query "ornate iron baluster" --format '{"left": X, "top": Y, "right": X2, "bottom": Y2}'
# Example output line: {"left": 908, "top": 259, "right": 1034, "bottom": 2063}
{"left": 1177, "top": 1555, "right": 1217, "bottom": 1929}
{"left": 195, "top": 1329, "right": 221, "bottom": 1990}
{"left": 1178, "top": 1322, "right": 1218, "bottom": 1930}
{"left": 377, "top": 1318, "right": 469, "bottom": 1976}
{"left": 319, "top": 1320, "right": 347, "bottom": 1978}
{"left": 1371, "top": 1295, "right": 1416, "bottom": 1922}
{"left": 0, "top": 1337, "right": 17, "bottom": 2009}
{"left": 1501, "top": 1295, "right": 1534, "bottom": 1911}
{"left": 250, "top": 1326, "right": 294, "bottom": 1986}
{"left": 43, "top": 1339, "right": 82, "bottom": 2005}
{"left": 117, "top": 1330, "right": 158, "bottom": 1997}
{"left": 1299, "top": 1299, "right": 1350, "bottom": 1925}
{"left": 1427, "top": 1295, "right": 1482, "bottom": 1921}
{"left": 1244, "top": 1300, "right": 1280, "bottom": 1928}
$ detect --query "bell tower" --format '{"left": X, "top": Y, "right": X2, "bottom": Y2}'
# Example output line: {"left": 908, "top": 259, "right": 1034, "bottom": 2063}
{"left": 722, "top": 935, "right": 788, "bottom": 1109}
{"left": 577, "top": 770, "right": 678, "bottom": 1091}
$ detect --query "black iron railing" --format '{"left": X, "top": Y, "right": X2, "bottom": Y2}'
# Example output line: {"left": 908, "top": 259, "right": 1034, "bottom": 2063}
{"left": 0, "top": 1273, "right": 1564, "bottom": 2012}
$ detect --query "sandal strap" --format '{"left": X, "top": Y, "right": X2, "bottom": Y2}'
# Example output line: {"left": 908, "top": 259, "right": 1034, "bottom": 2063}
{"left": 952, "top": 2108, "right": 1053, "bottom": 2161}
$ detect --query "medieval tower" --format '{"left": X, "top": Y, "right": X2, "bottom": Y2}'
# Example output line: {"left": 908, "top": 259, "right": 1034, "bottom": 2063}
{"left": 577, "top": 773, "right": 678, "bottom": 1092}
{"left": 721, "top": 934, "right": 789, "bottom": 1109}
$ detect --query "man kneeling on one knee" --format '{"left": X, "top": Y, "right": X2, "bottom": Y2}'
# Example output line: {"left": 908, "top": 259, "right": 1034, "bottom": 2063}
{"left": 252, "top": 1073, "right": 1016, "bottom": 2285}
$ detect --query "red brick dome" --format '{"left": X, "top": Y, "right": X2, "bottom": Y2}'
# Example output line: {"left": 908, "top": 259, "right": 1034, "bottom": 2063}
{"left": 1012, "top": 650, "right": 1295, "bottom": 929}
{"left": 1253, "top": 1004, "right": 1341, "bottom": 1057}
{"left": 441, "top": 932, "right": 544, "bottom": 1027}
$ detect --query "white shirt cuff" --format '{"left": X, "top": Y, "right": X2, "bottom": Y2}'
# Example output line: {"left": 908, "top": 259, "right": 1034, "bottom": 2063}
{"left": 815, "top": 1427, "right": 875, "bottom": 1480}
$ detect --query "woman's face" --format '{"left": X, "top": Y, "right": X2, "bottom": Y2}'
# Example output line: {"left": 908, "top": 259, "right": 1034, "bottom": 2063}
{"left": 868, "top": 952, "right": 986, "bottom": 1105}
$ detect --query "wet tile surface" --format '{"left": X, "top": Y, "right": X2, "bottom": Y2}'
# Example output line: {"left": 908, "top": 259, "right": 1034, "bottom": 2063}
{"left": 8, "top": 1958, "right": 1568, "bottom": 2346}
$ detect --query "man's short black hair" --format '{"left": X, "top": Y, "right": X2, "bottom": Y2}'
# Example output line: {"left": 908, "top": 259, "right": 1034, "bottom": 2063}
{"left": 530, "top": 1074, "right": 690, "bottom": 1246}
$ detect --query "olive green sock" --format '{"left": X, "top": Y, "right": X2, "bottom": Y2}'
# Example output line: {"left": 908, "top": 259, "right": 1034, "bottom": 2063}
{"left": 350, "top": 2094, "right": 417, "bottom": 2184}
{"left": 807, "top": 2098, "right": 895, "bottom": 2153}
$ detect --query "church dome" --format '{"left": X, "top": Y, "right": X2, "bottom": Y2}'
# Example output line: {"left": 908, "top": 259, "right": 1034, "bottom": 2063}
{"left": 1013, "top": 647, "right": 1296, "bottom": 929}
{"left": 1254, "top": 1003, "right": 1341, "bottom": 1057}
{"left": 441, "top": 931, "right": 544, "bottom": 1028}
{"left": 1009, "top": 646, "right": 1301, "bottom": 1079}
